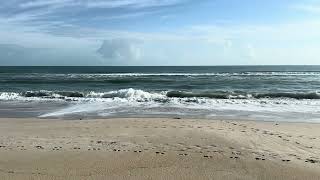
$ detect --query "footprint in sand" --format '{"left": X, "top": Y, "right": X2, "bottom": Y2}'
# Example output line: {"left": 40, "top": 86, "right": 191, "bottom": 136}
{"left": 155, "top": 151, "right": 165, "bottom": 155}
{"left": 305, "top": 159, "right": 319, "bottom": 164}
{"left": 203, "top": 155, "right": 213, "bottom": 158}
{"left": 53, "top": 146, "right": 62, "bottom": 151}
{"left": 35, "top": 145, "right": 44, "bottom": 149}
{"left": 179, "top": 153, "right": 188, "bottom": 156}
{"left": 232, "top": 151, "right": 241, "bottom": 155}
{"left": 230, "top": 156, "right": 239, "bottom": 159}
{"left": 288, "top": 154, "right": 297, "bottom": 157}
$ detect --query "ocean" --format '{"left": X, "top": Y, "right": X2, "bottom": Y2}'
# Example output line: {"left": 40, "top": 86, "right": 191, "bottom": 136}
{"left": 0, "top": 66, "right": 320, "bottom": 122}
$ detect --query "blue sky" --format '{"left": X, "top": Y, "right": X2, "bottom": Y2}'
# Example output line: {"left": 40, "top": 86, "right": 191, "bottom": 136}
{"left": 0, "top": 0, "right": 320, "bottom": 65}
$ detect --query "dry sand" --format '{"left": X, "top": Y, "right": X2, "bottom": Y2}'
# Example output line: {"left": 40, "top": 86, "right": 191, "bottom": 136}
{"left": 0, "top": 117, "right": 319, "bottom": 180}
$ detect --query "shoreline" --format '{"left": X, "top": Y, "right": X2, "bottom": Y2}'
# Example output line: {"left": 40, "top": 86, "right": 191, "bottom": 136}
{"left": 2, "top": 115, "right": 320, "bottom": 124}
{"left": 0, "top": 117, "right": 320, "bottom": 179}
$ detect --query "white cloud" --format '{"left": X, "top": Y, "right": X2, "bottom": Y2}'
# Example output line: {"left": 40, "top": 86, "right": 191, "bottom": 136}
{"left": 97, "top": 39, "right": 142, "bottom": 63}
{"left": 1, "top": 0, "right": 320, "bottom": 65}
{"left": 0, "top": 0, "right": 188, "bottom": 35}
{"left": 86, "top": 0, "right": 184, "bottom": 9}
{"left": 292, "top": 2, "right": 320, "bottom": 13}
{"left": 19, "top": 0, "right": 74, "bottom": 8}
{"left": 1, "top": 18, "right": 320, "bottom": 65}
{"left": 17, "top": 0, "right": 185, "bottom": 9}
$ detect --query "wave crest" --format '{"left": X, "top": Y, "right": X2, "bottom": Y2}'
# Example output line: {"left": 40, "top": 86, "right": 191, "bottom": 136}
{"left": 92, "top": 88, "right": 166, "bottom": 100}
{"left": 0, "top": 89, "right": 319, "bottom": 102}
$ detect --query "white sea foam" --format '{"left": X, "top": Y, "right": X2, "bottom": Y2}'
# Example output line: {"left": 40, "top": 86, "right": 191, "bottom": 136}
{"left": 97, "top": 88, "right": 166, "bottom": 100}
{"left": 0, "top": 92, "right": 20, "bottom": 100}
{"left": 1, "top": 89, "right": 320, "bottom": 120}
{"left": 39, "top": 93, "right": 320, "bottom": 120}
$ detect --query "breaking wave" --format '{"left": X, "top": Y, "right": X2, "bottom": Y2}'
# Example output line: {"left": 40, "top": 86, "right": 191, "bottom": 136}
{"left": 1, "top": 89, "right": 319, "bottom": 102}
{"left": 0, "top": 88, "right": 318, "bottom": 119}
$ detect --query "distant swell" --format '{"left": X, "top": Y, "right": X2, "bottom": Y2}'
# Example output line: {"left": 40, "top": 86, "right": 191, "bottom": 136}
{"left": 23, "top": 91, "right": 84, "bottom": 98}
{"left": 166, "top": 91, "right": 320, "bottom": 100}
{"left": 166, "top": 91, "right": 248, "bottom": 99}
{"left": 253, "top": 92, "right": 320, "bottom": 100}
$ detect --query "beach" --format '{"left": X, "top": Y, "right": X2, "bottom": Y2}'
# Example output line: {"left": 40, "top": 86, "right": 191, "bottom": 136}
{"left": 0, "top": 117, "right": 319, "bottom": 180}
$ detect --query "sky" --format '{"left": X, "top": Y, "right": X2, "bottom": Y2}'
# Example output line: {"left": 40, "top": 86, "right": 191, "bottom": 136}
{"left": 0, "top": 0, "right": 320, "bottom": 65}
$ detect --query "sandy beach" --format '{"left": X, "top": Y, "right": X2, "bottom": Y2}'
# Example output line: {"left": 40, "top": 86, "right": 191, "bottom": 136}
{"left": 0, "top": 117, "right": 319, "bottom": 180}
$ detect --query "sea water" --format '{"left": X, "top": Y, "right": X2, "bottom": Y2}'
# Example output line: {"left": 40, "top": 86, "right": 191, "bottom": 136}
{"left": 0, "top": 66, "right": 319, "bottom": 122}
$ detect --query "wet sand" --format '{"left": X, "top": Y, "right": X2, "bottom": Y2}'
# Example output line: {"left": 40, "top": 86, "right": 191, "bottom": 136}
{"left": 0, "top": 118, "right": 319, "bottom": 180}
